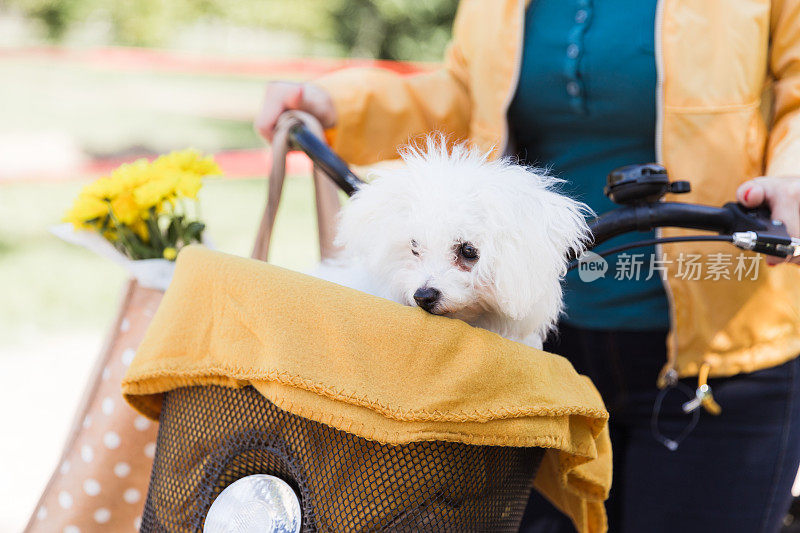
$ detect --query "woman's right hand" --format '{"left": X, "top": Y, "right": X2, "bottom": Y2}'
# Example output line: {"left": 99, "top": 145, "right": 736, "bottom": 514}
{"left": 254, "top": 81, "right": 337, "bottom": 143}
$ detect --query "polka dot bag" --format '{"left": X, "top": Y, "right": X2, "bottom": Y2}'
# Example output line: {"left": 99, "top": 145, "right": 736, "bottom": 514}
{"left": 24, "top": 281, "right": 162, "bottom": 532}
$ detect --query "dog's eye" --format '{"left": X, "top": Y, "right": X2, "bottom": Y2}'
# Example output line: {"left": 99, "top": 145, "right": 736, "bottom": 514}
{"left": 411, "top": 239, "right": 419, "bottom": 256}
{"left": 459, "top": 242, "right": 479, "bottom": 260}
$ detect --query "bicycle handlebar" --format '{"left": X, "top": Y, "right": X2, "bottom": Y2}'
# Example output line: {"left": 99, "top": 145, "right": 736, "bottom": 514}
{"left": 589, "top": 202, "right": 787, "bottom": 246}
{"left": 288, "top": 123, "right": 364, "bottom": 196}
{"left": 286, "top": 123, "right": 798, "bottom": 259}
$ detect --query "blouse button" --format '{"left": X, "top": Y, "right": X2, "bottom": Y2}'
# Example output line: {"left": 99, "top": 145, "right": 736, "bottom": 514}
{"left": 566, "top": 81, "right": 581, "bottom": 97}
{"left": 567, "top": 44, "right": 580, "bottom": 59}
{"left": 575, "top": 9, "right": 588, "bottom": 24}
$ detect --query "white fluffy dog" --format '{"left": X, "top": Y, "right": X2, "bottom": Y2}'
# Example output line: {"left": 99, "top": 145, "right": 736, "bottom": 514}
{"left": 315, "top": 137, "right": 591, "bottom": 348}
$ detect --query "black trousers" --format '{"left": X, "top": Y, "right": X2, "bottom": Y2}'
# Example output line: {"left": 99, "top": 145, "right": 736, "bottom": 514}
{"left": 520, "top": 323, "right": 800, "bottom": 533}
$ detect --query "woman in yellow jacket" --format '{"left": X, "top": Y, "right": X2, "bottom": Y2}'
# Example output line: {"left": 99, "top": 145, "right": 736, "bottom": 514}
{"left": 257, "top": 1, "right": 800, "bottom": 531}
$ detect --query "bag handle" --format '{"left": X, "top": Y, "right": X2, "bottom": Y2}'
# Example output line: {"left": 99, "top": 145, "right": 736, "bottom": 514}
{"left": 251, "top": 111, "right": 342, "bottom": 262}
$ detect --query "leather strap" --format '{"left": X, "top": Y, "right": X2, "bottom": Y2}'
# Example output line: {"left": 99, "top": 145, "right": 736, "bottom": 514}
{"left": 251, "top": 111, "right": 341, "bottom": 262}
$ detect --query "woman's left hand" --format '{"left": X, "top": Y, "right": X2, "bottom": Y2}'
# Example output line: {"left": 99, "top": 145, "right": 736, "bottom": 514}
{"left": 737, "top": 176, "right": 800, "bottom": 265}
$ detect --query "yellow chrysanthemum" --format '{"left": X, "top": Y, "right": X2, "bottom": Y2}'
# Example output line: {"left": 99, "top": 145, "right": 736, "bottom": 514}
{"left": 64, "top": 148, "right": 216, "bottom": 260}
{"left": 133, "top": 175, "right": 179, "bottom": 210}
{"left": 112, "top": 159, "right": 154, "bottom": 190}
{"left": 154, "top": 149, "right": 222, "bottom": 177}
{"left": 110, "top": 190, "right": 140, "bottom": 226}
{"left": 176, "top": 172, "right": 202, "bottom": 199}
{"left": 82, "top": 175, "right": 124, "bottom": 200}
{"left": 130, "top": 219, "right": 149, "bottom": 242}
{"left": 102, "top": 228, "right": 118, "bottom": 242}
{"left": 194, "top": 155, "right": 222, "bottom": 176}
{"left": 64, "top": 195, "right": 109, "bottom": 226}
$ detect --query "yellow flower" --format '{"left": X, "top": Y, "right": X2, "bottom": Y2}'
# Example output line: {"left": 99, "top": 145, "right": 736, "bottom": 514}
{"left": 64, "top": 195, "right": 109, "bottom": 226}
{"left": 110, "top": 190, "right": 140, "bottom": 225}
{"left": 133, "top": 175, "right": 178, "bottom": 210}
{"left": 82, "top": 176, "right": 124, "bottom": 200}
{"left": 102, "top": 228, "right": 118, "bottom": 242}
{"left": 154, "top": 149, "right": 222, "bottom": 177}
{"left": 130, "top": 220, "right": 149, "bottom": 242}
{"left": 64, "top": 148, "right": 214, "bottom": 260}
{"left": 112, "top": 159, "right": 154, "bottom": 190}
{"left": 194, "top": 155, "right": 222, "bottom": 176}
{"left": 176, "top": 172, "right": 202, "bottom": 199}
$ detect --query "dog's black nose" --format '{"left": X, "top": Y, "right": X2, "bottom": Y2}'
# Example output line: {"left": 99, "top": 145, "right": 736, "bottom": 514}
{"left": 413, "top": 287, "right": 441, "bottom": 312}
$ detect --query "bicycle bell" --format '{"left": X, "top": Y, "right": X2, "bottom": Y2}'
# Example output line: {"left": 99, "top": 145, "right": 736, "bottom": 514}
{"left": 604, "top": 163, "right": 690, "bottom": 205}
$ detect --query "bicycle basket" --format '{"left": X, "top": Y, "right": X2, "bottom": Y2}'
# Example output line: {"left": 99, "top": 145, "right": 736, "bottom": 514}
{"left": 124, "top": 247, "right": 611, "bottom": 533}
{"left": 141, "top": 385, "right": 544, "bottom": 532}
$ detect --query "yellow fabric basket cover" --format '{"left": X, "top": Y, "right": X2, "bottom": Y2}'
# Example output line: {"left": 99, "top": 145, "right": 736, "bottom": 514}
{"left": 122, "top": 246, "right": 612, "bottom": 533}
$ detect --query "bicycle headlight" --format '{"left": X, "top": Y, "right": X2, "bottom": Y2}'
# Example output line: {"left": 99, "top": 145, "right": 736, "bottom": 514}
{"left": 204, "top": 474, "right": 302, "bottom": 533}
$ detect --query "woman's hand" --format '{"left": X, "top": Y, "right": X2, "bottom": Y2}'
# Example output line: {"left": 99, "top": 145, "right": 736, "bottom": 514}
{"left": 254, "top": 81, "right": 336, "bottom": 142}
{"left": 737, "top": 176, "right": 800, "bottom": 265}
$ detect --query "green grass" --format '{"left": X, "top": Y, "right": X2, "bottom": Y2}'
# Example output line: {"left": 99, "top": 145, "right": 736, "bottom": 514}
{"left": 0, "top": 176, "right": 321, "bottom": 345}
{"left": 0, "top": 57, "right": 305, "bottom": 157}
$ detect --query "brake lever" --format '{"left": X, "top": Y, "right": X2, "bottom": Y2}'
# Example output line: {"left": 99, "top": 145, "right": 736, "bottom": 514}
{"left": 732, "top": 231, "right": 800, "bottom": 258}
{"left": 728, "top": 202, "right": 800, "bottom": 259}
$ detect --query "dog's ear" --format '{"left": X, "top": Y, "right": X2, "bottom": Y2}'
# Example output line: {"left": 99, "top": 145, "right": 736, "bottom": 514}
{"left": 488, "top": 166, "right": 592, "bottom": 323}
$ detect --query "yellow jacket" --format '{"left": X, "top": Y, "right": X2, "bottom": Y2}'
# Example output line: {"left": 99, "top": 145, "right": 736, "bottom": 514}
{"left": 316, "top": 0, "right": 800, "bottom": 382}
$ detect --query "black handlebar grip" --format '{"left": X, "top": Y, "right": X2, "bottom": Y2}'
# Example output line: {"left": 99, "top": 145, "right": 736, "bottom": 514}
{"left": 287, "top": 123, "right": 364, "bottom": 196}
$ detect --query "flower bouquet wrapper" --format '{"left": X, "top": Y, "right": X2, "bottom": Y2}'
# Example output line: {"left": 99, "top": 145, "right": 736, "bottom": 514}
{"left": 51, "top": 224, "right": 177, "bottom": 291}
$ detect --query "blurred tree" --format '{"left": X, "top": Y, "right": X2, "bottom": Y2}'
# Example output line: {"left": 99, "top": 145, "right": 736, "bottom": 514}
{"left": 3, "top": 0, "right": 92, "bottom": 41}
{"left": 2, "top": 0, "right": 458, "bottom": 61}
{"left": 324, "top": 0, "right": 458, "bottom": 61}
{"left": 105, "top": 0, "right": 218, "bottom": 47}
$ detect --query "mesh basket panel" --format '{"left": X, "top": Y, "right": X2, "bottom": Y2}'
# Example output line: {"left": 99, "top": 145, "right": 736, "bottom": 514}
{"left": 141, "top": 386, "right": 543, "bottom": 532}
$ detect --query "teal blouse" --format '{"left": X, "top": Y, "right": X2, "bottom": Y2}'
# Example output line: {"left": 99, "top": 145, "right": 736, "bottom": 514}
{"left": 508, "top": 0, "right": 669, "bottom": 330}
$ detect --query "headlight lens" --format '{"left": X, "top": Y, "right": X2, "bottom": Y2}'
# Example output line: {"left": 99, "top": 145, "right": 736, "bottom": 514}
{"left": 204, "top": 474, "right": 302, "bottom": 533}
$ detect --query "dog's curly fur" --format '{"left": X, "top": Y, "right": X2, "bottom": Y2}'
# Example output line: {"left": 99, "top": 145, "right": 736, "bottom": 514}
{"left": 315, "top": 136, "right": 592, "bottom": 348}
